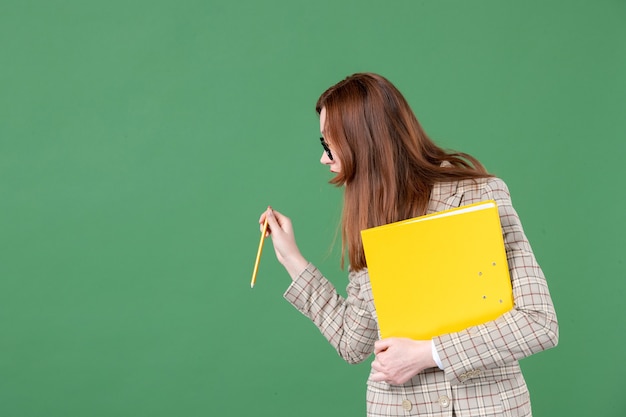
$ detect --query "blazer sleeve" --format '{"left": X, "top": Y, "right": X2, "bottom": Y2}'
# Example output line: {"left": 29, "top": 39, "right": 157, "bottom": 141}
{"left": 433, "top": 177, "right": 559, "bottom": 386}
{"left": 283, "top": 264, "right": 378, "bottom": 364}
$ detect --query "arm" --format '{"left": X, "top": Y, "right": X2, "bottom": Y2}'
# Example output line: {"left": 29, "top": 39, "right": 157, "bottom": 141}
{"left": 261, "top": 208, "right": 377, "bottom": 364}
{"left": 434, "top": 178, "right": 559, "bottom": 385}
{"left": 284, "top": 265, "right": 378, "bottom": 364}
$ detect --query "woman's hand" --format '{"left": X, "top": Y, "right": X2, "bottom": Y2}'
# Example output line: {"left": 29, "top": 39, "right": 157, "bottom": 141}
{"left": 370, "top": 338, "right": 437, "bottom": 385}
{"left": 259, "top": 207, "right": 308, "bottom": 280}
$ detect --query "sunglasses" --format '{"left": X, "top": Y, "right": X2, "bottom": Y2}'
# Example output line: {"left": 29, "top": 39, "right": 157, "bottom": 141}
{"left": 320, "top": 137, "right": 334, "bottom": 160}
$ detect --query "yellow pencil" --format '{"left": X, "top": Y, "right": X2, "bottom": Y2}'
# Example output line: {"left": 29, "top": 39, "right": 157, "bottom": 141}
{"left": 250, "top": 215, "right": 269, "bottom": 288}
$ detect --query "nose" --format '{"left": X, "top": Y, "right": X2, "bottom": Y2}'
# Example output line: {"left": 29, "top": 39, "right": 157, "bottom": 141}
{"left": 320, "top": 151, "right": 332, "bottom": 165}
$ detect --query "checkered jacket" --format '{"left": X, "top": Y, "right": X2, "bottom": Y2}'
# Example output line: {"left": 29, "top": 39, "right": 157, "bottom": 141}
{"left": 284, "top": 177, "right": 559, "bottom": 417}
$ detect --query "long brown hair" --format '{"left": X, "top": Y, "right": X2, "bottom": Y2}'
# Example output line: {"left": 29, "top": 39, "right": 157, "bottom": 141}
{"left": 316, "top": 73, "right": 493, "bottom": 271}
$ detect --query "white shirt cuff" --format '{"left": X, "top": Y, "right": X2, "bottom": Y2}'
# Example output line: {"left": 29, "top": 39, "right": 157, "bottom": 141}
{"left": 431, "top": 339, "right": 444, "bottom": 370}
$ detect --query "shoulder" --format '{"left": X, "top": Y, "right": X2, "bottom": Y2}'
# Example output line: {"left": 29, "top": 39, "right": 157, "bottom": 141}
{"left": 429, "top": 177, "right": 511, "bottom": 213}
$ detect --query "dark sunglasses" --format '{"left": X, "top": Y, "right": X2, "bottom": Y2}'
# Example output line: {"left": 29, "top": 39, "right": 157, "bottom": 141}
{"left": 320, "top": 137, "right": 334, "bottom": 160}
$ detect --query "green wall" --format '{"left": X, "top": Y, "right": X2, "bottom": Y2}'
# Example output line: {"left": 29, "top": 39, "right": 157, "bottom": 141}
{"left": 1, "top": 0, "right": 624, "bottom": 416}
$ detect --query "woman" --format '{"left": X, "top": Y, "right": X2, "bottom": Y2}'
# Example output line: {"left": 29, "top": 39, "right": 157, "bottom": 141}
{"left": 260, "top": 73, "right": 558, "bottom": 416}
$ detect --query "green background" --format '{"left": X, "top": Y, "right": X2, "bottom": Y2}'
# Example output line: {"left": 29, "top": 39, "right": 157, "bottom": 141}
{"left": 1, "top": 0, "right": 624, "bottom": 416}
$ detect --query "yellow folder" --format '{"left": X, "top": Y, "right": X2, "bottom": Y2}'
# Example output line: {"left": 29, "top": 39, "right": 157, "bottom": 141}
{"left": 360, "top": 200, "right": 514, "bottom": 340}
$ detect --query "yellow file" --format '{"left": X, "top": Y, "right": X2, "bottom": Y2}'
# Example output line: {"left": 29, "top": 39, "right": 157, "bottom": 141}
{"left": 361, "top": 200, "right": 514, "bottom": 340}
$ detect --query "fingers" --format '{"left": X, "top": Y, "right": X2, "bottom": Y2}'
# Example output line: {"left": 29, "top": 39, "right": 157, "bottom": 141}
{"left": 259, "top": 209, "right": 268, "bottom": 229}
{"left": 265, "top": 208, "right": 281, "bottom": 233}
{"left": 371, "top": 354, "right": 402, "bottom": 385}
{"left": 259, "top": 207, "right": 276, "bottom": 234}
{"left": 260, "top": 207, "right": 292, "bottom": 235}
{"left": 370, "top": 357, "right": 391, "bottom": 383}
{"left": 258, "top": 207, "right": 271, "bottom": 234}
{"left": 374, "top": 338, "right": 393, "bottom": 354}
{"left": 259, "top": 207, "right": 279, "bottom": 225}
{"left": 369, "top": 371, "right": 386, "bottom": 383}
{"left": 268, "top": 208, "right": 289, "bottom": 225}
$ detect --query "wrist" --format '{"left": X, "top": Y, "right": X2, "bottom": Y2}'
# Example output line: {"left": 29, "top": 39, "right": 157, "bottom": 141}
{"left": 285, "top": 255, "right": 309, "bottom": 280}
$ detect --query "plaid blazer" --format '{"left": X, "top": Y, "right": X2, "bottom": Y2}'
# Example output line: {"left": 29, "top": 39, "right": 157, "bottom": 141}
{"left": 284, "top": 177, "right": 559, "bottom": 417}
